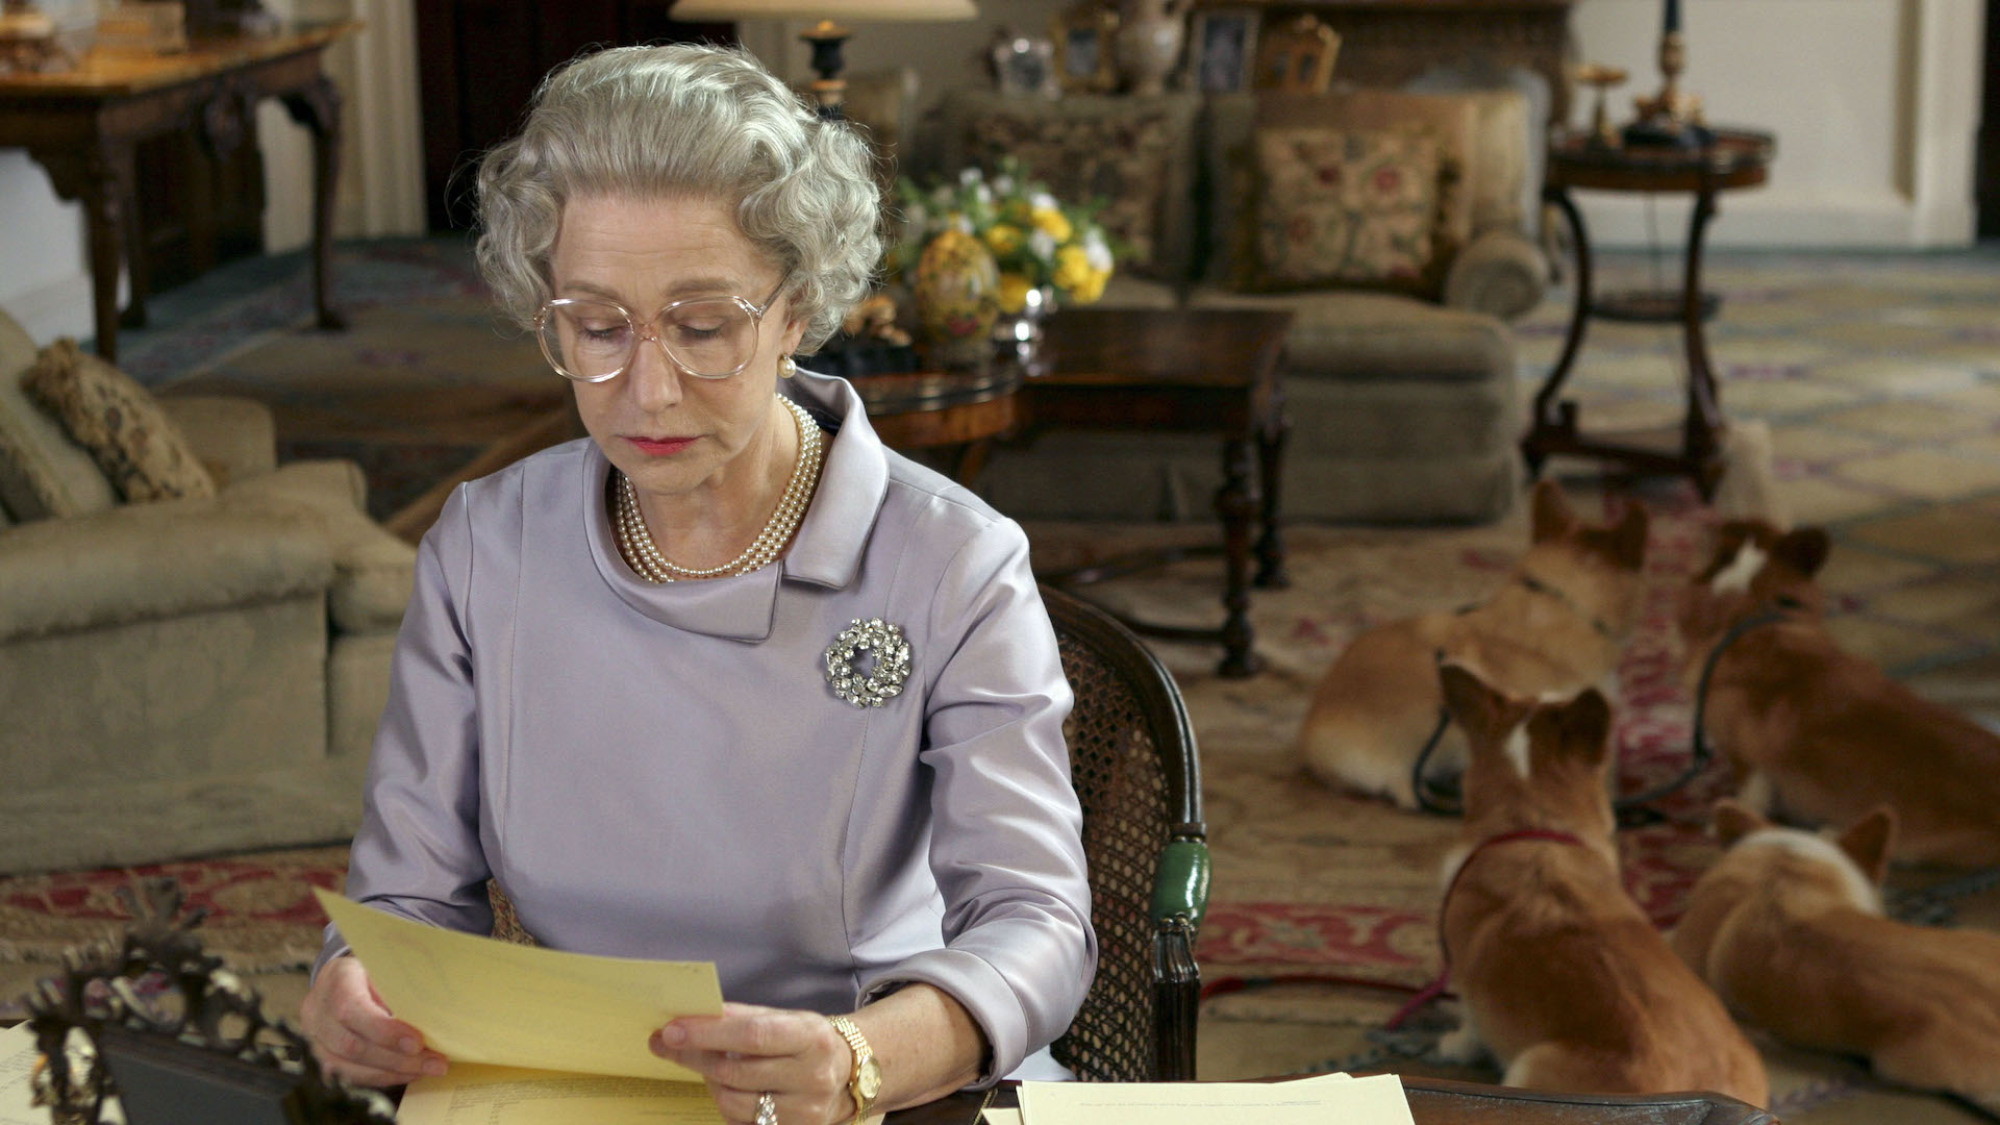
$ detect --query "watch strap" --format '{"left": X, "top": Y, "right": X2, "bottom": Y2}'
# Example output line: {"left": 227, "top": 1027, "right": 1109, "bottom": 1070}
{"left": 828, "top": 1014, "right": 875, "bottom": 1125}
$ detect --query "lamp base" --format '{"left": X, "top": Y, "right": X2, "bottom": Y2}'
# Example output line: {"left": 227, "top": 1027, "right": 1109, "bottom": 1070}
{"left": 801, "top": 20, "right": 850, "bottom": 120}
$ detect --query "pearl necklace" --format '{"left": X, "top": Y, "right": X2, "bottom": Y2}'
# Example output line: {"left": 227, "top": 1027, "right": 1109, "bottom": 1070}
{"left": 613, "top": 397, "right": 823, "bottom": 582}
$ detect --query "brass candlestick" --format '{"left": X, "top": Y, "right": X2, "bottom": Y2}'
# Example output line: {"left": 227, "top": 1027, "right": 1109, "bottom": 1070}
{"left": 1576, "top": 64, "right": 1628, "bottom": 148}
{"left": 1623, "top": 30, "right": 1707, "bottom": 147}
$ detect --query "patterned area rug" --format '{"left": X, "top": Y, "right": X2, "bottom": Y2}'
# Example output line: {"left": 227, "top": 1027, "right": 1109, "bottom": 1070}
{"left": 0, "top": 847, "right": 347, "bottom": 973}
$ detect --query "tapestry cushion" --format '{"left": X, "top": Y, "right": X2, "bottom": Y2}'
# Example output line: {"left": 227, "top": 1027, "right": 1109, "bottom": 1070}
{"left": 0, "top": 314, "right": 118, "bottom": 522}
{"left": 23, "top": 338, "right": 217, "bottom": 504}
{"left": 941, "top": 90, "right": 1203, "bottom": 284}
{"left": 1244, "top": 128, "right": 1441, "bottom": 290}
{"left": 1204, "top": 90, "right": 1480, "bottom": 300}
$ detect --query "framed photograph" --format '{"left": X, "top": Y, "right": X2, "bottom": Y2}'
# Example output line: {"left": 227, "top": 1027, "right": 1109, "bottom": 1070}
{"left": 1188, "top": 8, "right": 1260, "bottom": 95}
{"left": 1051, "top": 0, "right": 1120, "bottom": 94}
{"left": 990, "top": 33, "right": 1059, "bottom": 98}
{"left": 1253, "top": 14, "right": 1340, "bottom": 93}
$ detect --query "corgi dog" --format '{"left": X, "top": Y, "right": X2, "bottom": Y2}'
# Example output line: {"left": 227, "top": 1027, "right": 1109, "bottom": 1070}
{"left": 1301, "top": 481, "right": 1649, "bottom": 809}
{"left": 1673, "top": 801, "right": 2000, "bottom": 1113}
{"left": 1678, "top": 521, "right": 2000, "bottom": 867}
{"left": 1432, "top": 664, "right": 1768, "bottom": 1104}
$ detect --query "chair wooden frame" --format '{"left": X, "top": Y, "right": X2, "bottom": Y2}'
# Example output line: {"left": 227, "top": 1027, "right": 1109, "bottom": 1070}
{"left": 1039, "top": 584, "right": 1208, "bottom": 1081}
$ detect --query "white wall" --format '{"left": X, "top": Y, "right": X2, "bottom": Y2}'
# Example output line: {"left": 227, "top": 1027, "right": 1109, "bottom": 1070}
{"left": 1568, "top": 0, "right": 1984, "bottom": 248}
{"left": 0, "top": 0, "right": 425, "bottom": 345}
{"left": 750, "top": 0, "right": 1987, "bottom": 251}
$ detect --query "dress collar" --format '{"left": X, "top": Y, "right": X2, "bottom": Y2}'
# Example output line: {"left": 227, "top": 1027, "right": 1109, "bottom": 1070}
{"left": 580, "top": 370, "right": 890, "bottom": 641}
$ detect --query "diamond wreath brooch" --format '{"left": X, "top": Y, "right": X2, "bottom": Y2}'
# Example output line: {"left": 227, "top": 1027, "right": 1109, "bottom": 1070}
{"left": 824, "top": 618, "right": 912, "bottom": 708}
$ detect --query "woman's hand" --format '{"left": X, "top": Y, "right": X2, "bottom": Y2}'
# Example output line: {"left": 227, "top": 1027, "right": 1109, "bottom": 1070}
{"left": 651, "top": 1003, "right": 854, "bottom": 1125}
{"left": 299, "top": 954, "right": 450, "bottom": 1087}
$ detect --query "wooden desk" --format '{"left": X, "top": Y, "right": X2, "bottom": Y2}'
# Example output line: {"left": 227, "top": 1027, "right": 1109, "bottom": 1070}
{"left": 1522, "top": 128, "right": 1775, "bottom": 498}
{"left": 893, "top": 1077, "right": 1776, "bottom": 1125}
{"left": 1027, "top": 307, "right": 1294, "bottom": 679}
{"left": 0, "top": 24, "right": 356, "bottom": 361}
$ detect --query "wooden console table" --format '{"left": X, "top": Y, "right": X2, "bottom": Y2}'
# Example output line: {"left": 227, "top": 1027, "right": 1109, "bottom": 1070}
{"left": 0, "top": 24, "right": 356, "bottom": 361}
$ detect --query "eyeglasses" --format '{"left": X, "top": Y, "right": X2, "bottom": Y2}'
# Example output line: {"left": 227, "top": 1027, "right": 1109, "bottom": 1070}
{"left": 533, "top": 279, "right": 787, "bottom": 382}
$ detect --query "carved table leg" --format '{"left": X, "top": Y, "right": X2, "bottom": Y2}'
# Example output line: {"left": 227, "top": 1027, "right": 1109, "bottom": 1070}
{"left": 1681, "top": 183, "right": 1727, "bottom": 499}
{"left": 31, "top": 141, "right": 138, "bottom": 361}
{"left": 1214, "top": 437, "right": 1262, "bottom": 679}
{"left": 282, "top": 75, "right": 349, "bottom": 331}
{"left": 1253, "top": 398, "right": 1290, "bottom": 590}
{"left": 1522, "top": 183, "right": 1593, "bottom": 478}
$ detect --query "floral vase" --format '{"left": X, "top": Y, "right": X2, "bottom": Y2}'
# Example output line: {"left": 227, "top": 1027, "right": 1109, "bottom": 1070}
{"left": 1115, "top": 0, "right": 1186, "bottom": 97}
{"left": 991, "top": 284, "right": 1056, "bottom": 376}
{"left": 913, "top": 230, "right": 1001, "bottom": 369}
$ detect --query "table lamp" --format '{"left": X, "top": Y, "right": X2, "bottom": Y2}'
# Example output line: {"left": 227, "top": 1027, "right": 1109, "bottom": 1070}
{"left": 1622, "top": 0, "right": 1709, "bottom": 148}
{"left": 671, "top": 0, "right": 977, "bottom": 118}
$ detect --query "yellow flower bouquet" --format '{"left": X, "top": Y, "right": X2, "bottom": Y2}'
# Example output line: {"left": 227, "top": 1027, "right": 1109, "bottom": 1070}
{"left": 894, "top": 158, "right": 1116, "bottom": 313}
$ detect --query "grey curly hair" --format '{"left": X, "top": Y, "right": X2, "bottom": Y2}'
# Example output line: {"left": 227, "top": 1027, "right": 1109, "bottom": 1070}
{"left": 473, "top": 44, "right": 882, "bottom": 353}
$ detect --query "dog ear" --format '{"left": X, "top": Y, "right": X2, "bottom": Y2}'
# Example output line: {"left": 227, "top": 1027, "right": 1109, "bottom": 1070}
{"left": 1711, "top": 798, "right": 1768, "bottom": 846}
{"left": 1603, "top": 501, "right": 1650, "bottom": 572}
{"left": 1438, "top": 662, "right": 1507, "bottom": 738}
{"left": 1772, "top": 527, "right": 1831, "bottom": 578}
{"left": 1697, "top": 521, "right": 1758, "bottom": 579}
{"left": 1837, "top": 805, "right": 1897, "bottom": 886}
{"left": 1527, "top": 687, "right": 1613, "bottom": 768}
{"left": 1530, "top": 480, "right": 1577, "bottom": 544}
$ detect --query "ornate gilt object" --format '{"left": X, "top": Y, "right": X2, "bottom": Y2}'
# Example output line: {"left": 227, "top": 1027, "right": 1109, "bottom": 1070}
{"left": 21, "top": 878, "right": 392, "bottom": 1125}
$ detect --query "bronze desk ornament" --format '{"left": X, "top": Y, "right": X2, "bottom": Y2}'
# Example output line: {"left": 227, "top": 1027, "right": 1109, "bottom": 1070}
{"left": 21, "top": 878, "right": 392, "bottom": 1125}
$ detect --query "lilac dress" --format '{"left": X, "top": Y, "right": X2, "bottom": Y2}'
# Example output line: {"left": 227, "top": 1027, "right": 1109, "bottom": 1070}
{"left": 318, "top": 371, "right": 1095, "bottom": 1083}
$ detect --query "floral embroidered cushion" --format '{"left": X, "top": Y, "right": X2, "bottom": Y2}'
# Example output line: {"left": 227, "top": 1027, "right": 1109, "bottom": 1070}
{"left": 1243, "top": 127, "right": 1442, "bottom": 291}
{"left": 23, "top": 339, "right": 216, "bottom": 504}
{"left": 959, "top": 106, "right": 1186, "bottom": 281}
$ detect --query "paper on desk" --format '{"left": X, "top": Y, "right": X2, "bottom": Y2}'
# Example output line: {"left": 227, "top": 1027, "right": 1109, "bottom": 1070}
{"left": 1014, "top": 1071, "right": 1408, "bottom": 1125}
{"left": 396, "top": 1063, "right": 723, "bottom": 1125}
{"left": 315, "top": 889, "right": 723, "bottom": 1083}
{"left": 0, "top": 1021, "right": 125, "bottom": 1125}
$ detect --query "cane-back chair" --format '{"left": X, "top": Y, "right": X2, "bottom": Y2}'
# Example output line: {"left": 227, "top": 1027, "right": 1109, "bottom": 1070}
{"left": 487, "top": 585, "right": 1211, "bottom": 1082}
{"left": 1040, "top": 583, "right": 1209, "bottom": 1082}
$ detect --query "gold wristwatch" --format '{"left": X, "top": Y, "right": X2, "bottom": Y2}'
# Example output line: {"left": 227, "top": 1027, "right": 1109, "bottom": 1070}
{"left": 828, "top": 1015, "right": 882, "bottom": 1125}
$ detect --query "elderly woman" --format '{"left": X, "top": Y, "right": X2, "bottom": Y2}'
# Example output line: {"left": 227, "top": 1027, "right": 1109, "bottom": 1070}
{"left": 299, "top": 43, "right": 1094, "bottom": 1125}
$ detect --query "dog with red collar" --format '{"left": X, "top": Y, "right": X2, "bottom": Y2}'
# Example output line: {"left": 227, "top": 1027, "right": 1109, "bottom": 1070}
{"left": 1431, "top": 663, "right": 1766, "bottom": 1103}
{"left": 1679, "top": 521, "right": 2000, "bottom": 867}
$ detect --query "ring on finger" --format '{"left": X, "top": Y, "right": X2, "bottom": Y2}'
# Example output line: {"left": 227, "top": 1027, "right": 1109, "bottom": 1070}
{"left": 756, "top": 1091, "right": 778, "bottom": 1125}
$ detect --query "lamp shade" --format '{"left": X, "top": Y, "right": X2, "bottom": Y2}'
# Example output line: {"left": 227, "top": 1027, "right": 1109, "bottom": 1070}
{"left": 672, "top": 0, "right": 975, "bottom": 20}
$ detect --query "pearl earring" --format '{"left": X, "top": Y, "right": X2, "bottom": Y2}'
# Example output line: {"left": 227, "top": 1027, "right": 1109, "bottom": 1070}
{"left": 779, "top": 356, "right": 797, "bottom": 379}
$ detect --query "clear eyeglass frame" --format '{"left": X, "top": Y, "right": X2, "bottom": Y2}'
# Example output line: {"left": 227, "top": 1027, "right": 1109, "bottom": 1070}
{"left": 532, "top": 279, "right": 788, "bottom": 383}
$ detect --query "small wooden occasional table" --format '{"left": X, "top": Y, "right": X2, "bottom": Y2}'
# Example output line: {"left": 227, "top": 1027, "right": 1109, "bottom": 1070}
{"left": 1523, "top": 128, "right": 1775, "bottom": 497}
{"left": 1025, "top": 307, "right": 1294, "bottom": 679}
{"left": 0, "top": 23, "right": 356, "bottom": 361}
{"left": 854, "top": 365, "right": 1025, "bottom": 484}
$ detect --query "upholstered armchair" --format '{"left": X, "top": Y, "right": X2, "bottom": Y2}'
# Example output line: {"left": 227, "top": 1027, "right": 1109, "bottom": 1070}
{"left": 934, "top": 86, "right": 1538, "bottom": 525}
{"left": 0, "top": 309, "right": 413, "bottom": 874}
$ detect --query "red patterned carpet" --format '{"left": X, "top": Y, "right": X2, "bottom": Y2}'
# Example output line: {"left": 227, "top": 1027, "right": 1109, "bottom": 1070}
{"left": 0, "top": 847, "right": 347, "bottom": 973}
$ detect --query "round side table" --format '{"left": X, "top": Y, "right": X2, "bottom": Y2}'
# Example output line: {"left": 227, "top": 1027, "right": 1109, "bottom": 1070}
{"left": 851, "top": 365, "right": 1023, "bottom": 484}
{"left": 1523, "top": 127, "right": 1776, "bottom": 497}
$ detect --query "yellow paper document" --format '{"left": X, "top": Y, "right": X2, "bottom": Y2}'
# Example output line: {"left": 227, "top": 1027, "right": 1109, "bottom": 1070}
{"left": 314, "top": 889, "right": 723, "bottom": 1084}
{"left": 396, "top": 1064, "right": 722, "bottom": 1125}
{"left": 1015, "top": 1071, "right": 1408, "bottom": 1125}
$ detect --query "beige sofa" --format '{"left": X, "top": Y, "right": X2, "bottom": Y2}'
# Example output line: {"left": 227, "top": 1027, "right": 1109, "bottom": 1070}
{"left": 933, "top": 86, "right": 1538, "bottom": 524}
{"left": 0, "top": 309, "right": 413, "bottom": 874}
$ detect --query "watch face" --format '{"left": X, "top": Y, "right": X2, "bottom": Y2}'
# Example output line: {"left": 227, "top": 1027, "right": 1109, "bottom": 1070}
{"left": 857, "top": 1058, "right": 883, "bottom": 1100}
